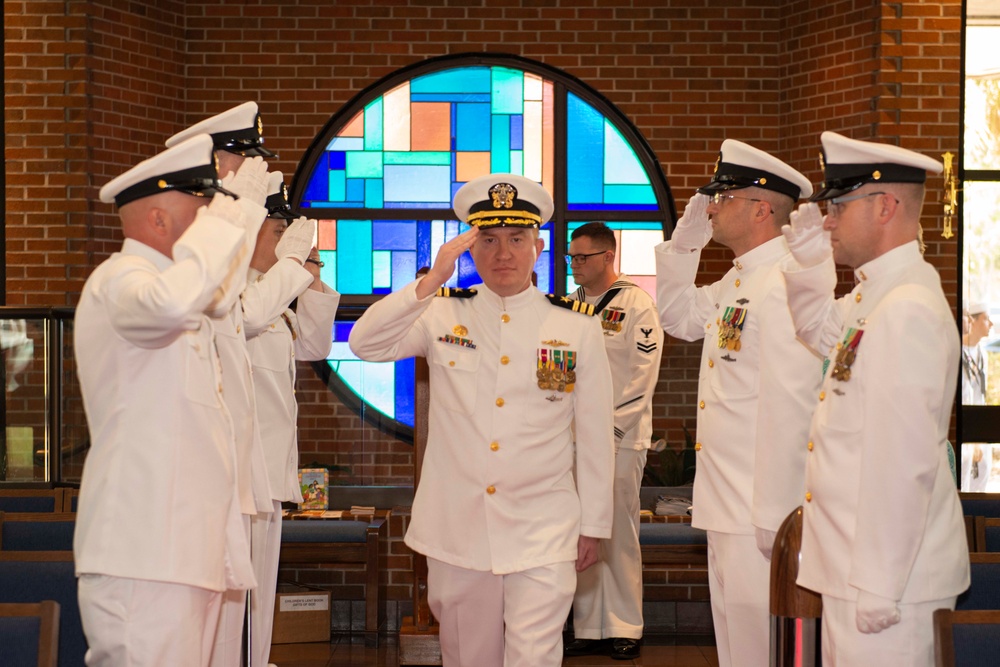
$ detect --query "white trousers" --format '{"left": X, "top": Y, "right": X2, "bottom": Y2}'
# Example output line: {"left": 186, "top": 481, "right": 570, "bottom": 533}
{"left": 821, "top": 594, "right": 956, "bottom": 667}
{"left": 210, "top": 513, "right": 252, "bottom": 667}
{"left": 427, "top": 557, "right": 576, "bottom": 667}
{"left": 572, "top": 447, "right": 646, "bottom": 639}
{"left": 249, "top": 499, "right": 283, "bottom": 667}
{"left": 706, "top": 531, "right": 771, "bottom": 667}
{"left": 78, "top": 574, "right": 223, "bottom": 667}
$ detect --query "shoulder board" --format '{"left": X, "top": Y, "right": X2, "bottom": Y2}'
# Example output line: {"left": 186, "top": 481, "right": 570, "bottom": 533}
{"left": 435, "top": 287, "right": 478, "bottom": 298}
{"left": 546, "top": 294, "right": 596, "bottom": 316}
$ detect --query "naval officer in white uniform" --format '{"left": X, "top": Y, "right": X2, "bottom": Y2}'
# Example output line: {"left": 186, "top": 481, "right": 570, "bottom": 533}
{"left": 74, "top": 135, "right": 255, "bottom": 667}
{"left": 781, "top": 132, "right": 969, "bottom": 667}
{"left": 349, "top": 173, "right": 614, "bottom": 667}
{"left": 655, "top": 140, "right": 821, "bottom": 667}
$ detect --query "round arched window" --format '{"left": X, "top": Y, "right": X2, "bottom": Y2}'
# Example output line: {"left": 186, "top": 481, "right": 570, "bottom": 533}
{"left": 293, "top": 53, "right": 677, "bottom": 442}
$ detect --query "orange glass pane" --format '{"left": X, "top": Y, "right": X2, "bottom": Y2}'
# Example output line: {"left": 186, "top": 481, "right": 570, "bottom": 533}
{"left": 340, "top": 112, "right": 364, "bottom": 138}
{"left": 455, "top": 152, "right": 491, "bottom": 182}
{"left": 410, "top": 103, "right": 451, "bottom": 151}
{"left": 317, "top": 219, "right": 337, "bottom": 250}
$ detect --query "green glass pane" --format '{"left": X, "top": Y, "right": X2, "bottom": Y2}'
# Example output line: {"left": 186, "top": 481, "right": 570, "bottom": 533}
{"left": 491, "top": 68, "right": 524, "bottom": 114}
{"left": 384, "top": 151, "right": 452, "bottom": 165}
{"left": 346, "top": 151, "right": 383, "bottom": 178}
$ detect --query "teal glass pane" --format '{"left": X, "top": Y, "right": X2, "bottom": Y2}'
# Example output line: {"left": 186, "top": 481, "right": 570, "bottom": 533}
{"left": 346, "top": 151, "right": 383, "bottom": 179}
{"left": 364, "top": 98, "right": 383, "bottom": 151}
{"left": 410, "top": 67, "right": 491, "bottom": 94}
{"left": 491, "top": 115, "right": 510, "bottom": 173}
{"left": 337, "top": 221, "right": 373, "bottom": 293}
{"left": 491, "top": 68, "right": 524, "bottom": 114}
{"left": 365, "top": 179, "right": 383, "bottom": 208}
{"left": 319, "top": 250, "right": 336, "bottom": 288}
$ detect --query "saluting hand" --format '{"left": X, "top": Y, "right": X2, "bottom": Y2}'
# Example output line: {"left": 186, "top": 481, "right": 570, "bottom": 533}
{"left": 669, "top": 193, "right": 712, "bottom": 253}
{"left": 415, "top": 226, "right": 479, "bottom": 299}
{"left": 781, "top": 202, "right": 831, "bottom": 269}
{"left": 222, "top": 156, "right": 269, "bottom": 207}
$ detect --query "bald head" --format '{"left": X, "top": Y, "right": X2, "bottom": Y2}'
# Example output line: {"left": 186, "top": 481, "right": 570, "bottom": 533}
{"left": 119, "top": 191, "right": 207, "bottom": 259}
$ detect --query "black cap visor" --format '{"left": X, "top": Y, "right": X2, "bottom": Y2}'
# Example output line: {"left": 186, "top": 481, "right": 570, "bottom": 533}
{"left": 810, "top": 162, "right": 928, "bottom": 202}
{"left": 114, "top": 166, "right": 239, "bottom": 207}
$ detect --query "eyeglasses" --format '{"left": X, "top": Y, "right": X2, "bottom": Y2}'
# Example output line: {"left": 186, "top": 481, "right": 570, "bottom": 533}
{"left": 564, "top": 251, "right": 607, "bottom": 265}
{"left": 710, "top": 193, "right": 763, "bottom": 206}
{"left": 824, "top": 191, "right": 899, "bottom": 218}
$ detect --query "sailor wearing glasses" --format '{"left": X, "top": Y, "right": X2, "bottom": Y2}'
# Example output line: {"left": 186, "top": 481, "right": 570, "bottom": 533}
{"left": 655, "top": 140, "right": 819, "bottom": 667}
{"left": 781, "top": 132, "right": 968, "bottom": 667}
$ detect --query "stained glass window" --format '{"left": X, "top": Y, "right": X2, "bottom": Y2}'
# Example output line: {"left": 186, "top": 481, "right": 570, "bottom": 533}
{"left": 296, "top": 55, "right": 676, "bottom": 440}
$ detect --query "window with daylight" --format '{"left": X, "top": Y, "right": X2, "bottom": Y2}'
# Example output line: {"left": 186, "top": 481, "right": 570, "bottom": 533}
{"left": 293, "top": 54, "right": 676, "bottom": 441}
{"left": 961, "top": 1, "right": 1000, "bottom": 491}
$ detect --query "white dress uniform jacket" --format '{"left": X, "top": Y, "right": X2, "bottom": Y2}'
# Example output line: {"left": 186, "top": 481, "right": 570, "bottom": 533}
{"left": 783, "top": 241, "right": 970, "bottom": 603}
{"left": 656, "top": 236, "right": 822, "bottom": 534}
{"left": 349, "top": 281, "right": 614, "bottom": 574}
{"left": 74, "top": 218, "right": 255, "bottom": 593}
{"left": 205, "top": 198, "right": 275, "bottom": 517}
{"left": 574, "top": 275, "right": 663, "bottom": 452}
{"left": 245, "top": 267, "right": 340, "bottom": 502}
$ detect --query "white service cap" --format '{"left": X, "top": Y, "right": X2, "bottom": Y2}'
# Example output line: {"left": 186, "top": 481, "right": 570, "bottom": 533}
{"left": 453, "top": 173, "right": 554, "bottom": 229}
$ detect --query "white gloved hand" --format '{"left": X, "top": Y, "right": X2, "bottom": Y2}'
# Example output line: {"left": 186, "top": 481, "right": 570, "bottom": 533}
{"left": 198, "top": 193, "right": 246, "bottom": 229}
{"left": 855, "top": 590, "right": 900, "bottom": 634}
{"left": 275, "top": 216, "right": 316, "bottom": 265}
{"left": 781, "top": 202, "right": 831, "bottom": 268}
{"left": 221, "top": 156, "right": 269, "bottom": 207}
{"left": 670, "top": 194, "right": 712, "bottom": 253}
{"left": 755, "top": 527, "right": 777, "bottom": 562}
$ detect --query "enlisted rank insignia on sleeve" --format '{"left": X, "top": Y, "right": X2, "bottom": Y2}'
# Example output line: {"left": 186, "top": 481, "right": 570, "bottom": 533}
{"left": 637, "top": 327, "right": 658, "bottom": 354}
{"left": 436, "top": 287, "right": 478, "bottom": 298}
{"left": 546, "top": 294, "right": 595, "bottom": 316}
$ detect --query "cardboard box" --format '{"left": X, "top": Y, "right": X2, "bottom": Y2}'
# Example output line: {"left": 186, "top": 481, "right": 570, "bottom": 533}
{"left": 271, "top": 584, "right": 331, "bottom": 644}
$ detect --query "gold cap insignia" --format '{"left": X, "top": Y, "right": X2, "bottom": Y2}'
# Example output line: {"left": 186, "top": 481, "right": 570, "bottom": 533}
{"left": 818, "top": 151, "right": 826, "bottom": 171}
{"left": 257, "top": 114, "right": 264, "bottom": 136}
{"left": 713, "top": 154, "right": 721, "bottom": 174}
{"left": 489, "top": 182, "right": 517, "bottom": 210}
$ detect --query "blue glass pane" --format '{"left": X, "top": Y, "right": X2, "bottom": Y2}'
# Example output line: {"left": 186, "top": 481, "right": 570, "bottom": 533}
{"left": 395, "top": 358, "right": 416, "bottom": 426}
{"left": 510, "top": 115, "right": 523, "bottom": 149}
{"left": 391, "top": 250, "right": 418, "bottom": 289}
{"left": 456, "top": 104, "right": 491, "bottom": 151}
{"left": 384, "top": 165, "right": 452, "bottom": 204}
{"left": 567, "top": 93, "right": 604, "bottom": 204}
{"left": 372, "top": 221, "right": 417, "bottom": 250}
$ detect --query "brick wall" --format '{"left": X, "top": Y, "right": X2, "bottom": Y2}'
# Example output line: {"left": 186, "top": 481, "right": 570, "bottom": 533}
{"left": 3, "top": 0, "right": 963, "bottom": 609}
